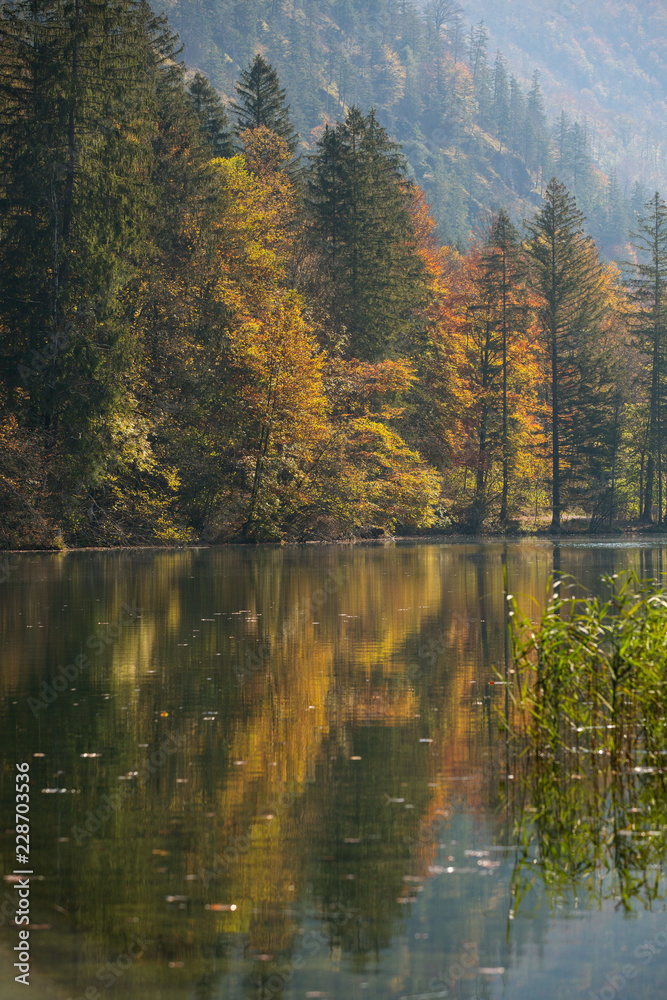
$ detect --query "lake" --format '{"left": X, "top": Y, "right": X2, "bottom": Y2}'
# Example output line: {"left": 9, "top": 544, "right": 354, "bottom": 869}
{"left": 2, "top": 539, "right": 667, "bottom": 1000}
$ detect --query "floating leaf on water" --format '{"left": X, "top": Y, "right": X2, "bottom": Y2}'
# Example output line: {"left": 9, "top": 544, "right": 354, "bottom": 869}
{"left": 344, "top": 837, "right": 361, "bottom": 844}
{"left": 152, "top": 849, "right": 169, "bottom": 856}
{"left": 168, "top": 961, "right": 184, "bottom": 968}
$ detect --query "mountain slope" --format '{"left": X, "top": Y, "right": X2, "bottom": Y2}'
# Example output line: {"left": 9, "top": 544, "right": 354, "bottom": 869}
{"left": 160, "top": 0, "right": 654, "bottom": 252}
{"left": 458, "top": 0, "right": 667, "bottom": 194}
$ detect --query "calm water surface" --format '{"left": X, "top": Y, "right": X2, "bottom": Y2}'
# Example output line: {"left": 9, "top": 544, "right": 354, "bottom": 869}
{"left": 2, "top": 539, "right": 667, "bottom": 1000}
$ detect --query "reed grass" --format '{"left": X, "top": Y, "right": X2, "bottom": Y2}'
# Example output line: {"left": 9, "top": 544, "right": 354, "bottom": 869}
{"left": 504, "top": 572, "right": 667, "bottom": 912}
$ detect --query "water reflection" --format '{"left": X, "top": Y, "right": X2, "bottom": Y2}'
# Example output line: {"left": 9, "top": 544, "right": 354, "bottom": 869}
{"left": 1, "top": 539, "right": 667, "bottom": 999}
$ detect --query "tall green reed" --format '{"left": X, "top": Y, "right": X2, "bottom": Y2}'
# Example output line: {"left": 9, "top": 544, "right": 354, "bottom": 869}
{"left": 504, "top": 572, "right": 667, "bottom": 913}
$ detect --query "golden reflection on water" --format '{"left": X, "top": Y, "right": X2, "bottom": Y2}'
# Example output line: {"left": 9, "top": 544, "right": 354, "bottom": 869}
{"left": 2, "top": 540, "right": 667, "bottom": 999}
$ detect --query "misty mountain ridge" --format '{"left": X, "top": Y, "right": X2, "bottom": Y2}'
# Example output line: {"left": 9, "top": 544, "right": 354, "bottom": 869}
{"left": 161, "top": 0, "right": 663, "bottom": 255}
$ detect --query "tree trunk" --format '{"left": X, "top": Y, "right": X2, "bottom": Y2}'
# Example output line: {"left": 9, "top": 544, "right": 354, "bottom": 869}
{"left": 550, "top": 319, "right": 561, "bottom": 533}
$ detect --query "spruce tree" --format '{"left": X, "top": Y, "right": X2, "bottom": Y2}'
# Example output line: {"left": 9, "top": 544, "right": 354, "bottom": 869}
{"left": 493, "top": 51, "right": 510, "bottom": 153}
{"left": 0, "top": 0, "right": 185, "bottom": 511}
{"left": 230, "top": 54, "right": 298, "bottom": 153}
{"left": 525, "top": 71, "right": 548, "bottom": 184}
{"left": 187, "top": 72, "right": 234, "bottom": 157}
{"left": 0, "top": 0, "right": 160, "bottom": 431}
{"left": 526, "top": 178, "right": 610, "bottom": 532}
{"left": 629, "top": 192, "right": 667, "bottom": 523}
{"left": 306, "top": 106, "right": 427, "bottom": 361}
{"left": 479, "top": 210, "right": 529, "bottom": 523}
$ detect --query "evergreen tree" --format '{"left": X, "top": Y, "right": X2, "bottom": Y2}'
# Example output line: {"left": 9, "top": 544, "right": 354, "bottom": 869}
{"left": 469, "top": 22, "right": 492, "bottom": 131}
{"left": 493, "top": 51, "right": 510, "bottom": 153}
{"left": 478, "top": 210, "right": 530, "bottom": 522}
{"left": 629, "top": 193, "right": 667, "bottom": 523}
{"left": 306, "top": 106, "right": 427, "bottom": 361}
{"left": 526, "top": 179, "right": 611, "bottom": 531}
{"left": 508, "top": 76, "right": 525, "bottom": 155}
{"left": 0, "top": 0, "right": 165, "bottom": 462}
{"left": 230, "top": 54, "right": 298, "bottom": 153}
{"left": 187, "top": 71, "right": 234, "bottom": 157}
{"left": 525, "top": 71, "right": 548, "bottom": 184}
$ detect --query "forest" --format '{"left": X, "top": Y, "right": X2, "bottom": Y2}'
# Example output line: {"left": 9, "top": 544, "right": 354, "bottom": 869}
{"left": 0, "top": 0, "right": 666, "bottom": 547}
{"left": 159, "top": 0, "right": 665, "bottom": 255}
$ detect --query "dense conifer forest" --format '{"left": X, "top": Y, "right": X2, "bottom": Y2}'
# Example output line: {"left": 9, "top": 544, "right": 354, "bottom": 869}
{"left": 1, "top": 0, "right": 666, "bottom": 546}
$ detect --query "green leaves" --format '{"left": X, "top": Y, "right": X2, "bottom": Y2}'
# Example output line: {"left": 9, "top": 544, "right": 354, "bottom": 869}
{"left": 507, "top": 572, "right": 667, "bottom": 914}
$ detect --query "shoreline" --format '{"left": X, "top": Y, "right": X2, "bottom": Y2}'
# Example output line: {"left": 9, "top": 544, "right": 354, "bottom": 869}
{"left": 4, "top": 526, "right": 667, "bottom": 555}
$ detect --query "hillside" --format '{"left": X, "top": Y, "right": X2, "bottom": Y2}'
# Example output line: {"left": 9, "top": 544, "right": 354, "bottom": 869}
{"left": 159, "top": 0, "right": 651, "bottom": 253}
{"left": 459, "top": 0, "right": 667, "bottom": 195}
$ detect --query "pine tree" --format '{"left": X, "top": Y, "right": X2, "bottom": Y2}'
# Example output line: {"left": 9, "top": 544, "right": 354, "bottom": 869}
{"left": 230, "top": 54, "right": 298, "bottom": 153}
{"left": 525, "top": 71, "right": 548, "bottom": 185}
{"left": 187, "top": 72, "right": 234, "bottom": 157}
{"left": 478, "top": 210, "right": 530, "bottom": 522}
{"left": 306, "top": 106, "right": 427, "bottom": 361}
{"left": 526, "top": 179, "right": 611, "bottom": 531}
{"left": 0, "top": 0, "right": 162, "bottom": 449}
{"left": 469, "top": 22, "right": 492, "bottom": 131}
{"left": 504, "top": 77, "right": 522, "bottom": 155}
{"left": 629, "top": 193, "right": 667, "bottom": 523}
{"left": 493, "top": 51, "right": 510, "bottom": 154}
